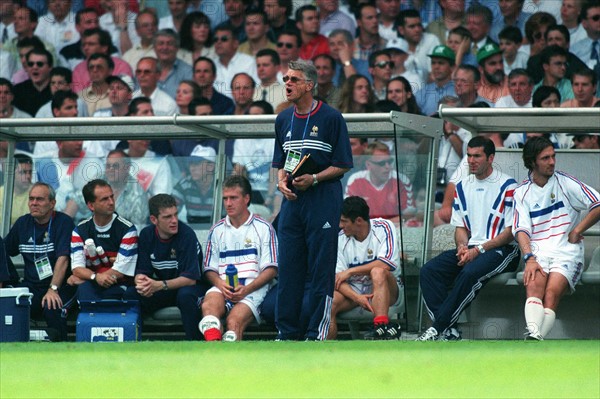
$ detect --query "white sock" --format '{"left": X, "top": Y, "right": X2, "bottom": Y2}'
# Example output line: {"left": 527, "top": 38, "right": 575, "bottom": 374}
{"left": 524, "top": 297, "right": 545, "bottom": 335}
{"left": 540, "top": 308, "right": 556, "bottom": 338}
{"left": 199, "top": 315, "right": 221, "bottom": 334}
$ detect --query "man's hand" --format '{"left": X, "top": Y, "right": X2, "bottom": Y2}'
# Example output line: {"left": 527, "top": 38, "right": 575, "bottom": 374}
{"left": 335, "top": 270, "right": 352, "bottom": 290}
{"left": 230, "top": 284, "right": 250, "bottom": 303}
{"left": 135, "top": 275, "right": 160, "bottom": 297}
{"left": 338, "top": 41, "right": 352, "bottom": 65}
{"left": 96, "top": 271, "right": 118, "bottom": 288}
{"left": 568, "top": 229, "right": 584, "bottom": 244}
{"left": 523, "top": 259, "right": 547, "bottom": 286}
{"left": 67, "top": 275, "right": 86, "bottom": 286}
{"left": 213, "top": 279, "right": 234, "bottom": 301}
{"left": 41, "top": 289, "right": 62, "bottom": 310}
{"left": 278, "top": 176, "right": 297, "bottom": 201}
{"left": 353, "top": 294, "right": 374, "bottom": 313}
{"left": 457, "top": 247, "right": 478, "bottom": 266}
{"left": 292, "top": 174, "right": 314, "bottom": 192}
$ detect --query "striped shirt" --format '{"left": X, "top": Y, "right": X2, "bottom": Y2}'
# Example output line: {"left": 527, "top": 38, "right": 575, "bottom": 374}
{"left": 513, "top": 171, "right": 600, "bottom": 260}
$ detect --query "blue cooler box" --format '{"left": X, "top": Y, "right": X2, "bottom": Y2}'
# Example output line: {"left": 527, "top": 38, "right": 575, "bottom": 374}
{"left": 76, "top": 300, "right": 141, "bottom": 342}
{"left": 0, "top": 288, "right": 33, "bottom": 342}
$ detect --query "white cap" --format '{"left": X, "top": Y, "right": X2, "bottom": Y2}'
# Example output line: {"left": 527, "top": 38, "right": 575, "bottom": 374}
{"left": 106, "top": 74, "right": 135, "bottom": 92}
{"left": 385, "top": 38, "right": 409, "bottom": 53}
{"left": 190, "top": 145, "right": 217, "bottom": 162}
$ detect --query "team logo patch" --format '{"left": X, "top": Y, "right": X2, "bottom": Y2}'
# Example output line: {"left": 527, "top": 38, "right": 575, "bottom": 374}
{"left": 310, "top": 126, "right": 318, "bottom": 137}
{"left": 550, "top": 193, "right": 556, "bottom": 203}
{"left": 367, "top": 249, "right": 374, "bottom": 259}
{"left": 245, "top": 238, "right": 253, "bottom": 248}
{"left": 170, "top": 249, "right": 177, "bottom": 259}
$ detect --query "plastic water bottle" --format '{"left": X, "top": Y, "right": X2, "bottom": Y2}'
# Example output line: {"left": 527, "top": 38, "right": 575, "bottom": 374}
{"left": 96, "top": 246, "right": 110, "bottom": 266}
{"left": 225, "top": 264, "right": 238, "bottom": 289}
{"left": 85, "top": 239, "right": 101, "bottom": 267}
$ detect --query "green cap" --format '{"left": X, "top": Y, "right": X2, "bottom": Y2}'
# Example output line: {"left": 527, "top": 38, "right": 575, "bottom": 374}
{"left": 476, "top": 43, "right": 502, "bottom": 64}
{"left": 427, "top": 45, "right": 455, "bottom": 62}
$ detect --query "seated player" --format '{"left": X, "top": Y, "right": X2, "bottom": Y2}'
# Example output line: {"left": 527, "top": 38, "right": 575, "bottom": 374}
{"left": 124, "top": 194, "right": 209, "bottom": 341}
{"left": 199, "top": 176, "right": 278, "bottom": 341}
{"left": 328, "top": 196, "right": 402, "bottom": 340}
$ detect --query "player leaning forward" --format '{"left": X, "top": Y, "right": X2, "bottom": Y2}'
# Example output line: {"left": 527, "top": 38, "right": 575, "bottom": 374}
{"left": 513, "top": 137, "right": 600, "bottom": 340}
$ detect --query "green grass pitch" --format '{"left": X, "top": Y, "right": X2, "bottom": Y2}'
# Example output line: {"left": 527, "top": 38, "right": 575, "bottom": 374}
{"left": 1, "top": 340, "right": 599, "bottom": 398}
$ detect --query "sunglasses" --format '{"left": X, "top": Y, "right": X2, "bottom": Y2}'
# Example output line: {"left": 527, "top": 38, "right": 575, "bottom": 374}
{"left": 282, "top": 75, "right": 310, "bottom": 84}
{"left": 214, "top": 35, "right": 230, "bottom": 42}
{"left": 533, "top": 31, "right": 544, "bottom": 41}
{"left": 374, "top": 61, "right": 395, "bottom": 69}
{"left": 27, "top": 61, "right": 46, "bottom": 68}
{"left": 277, "top": 42, "right": 294, "bottom": 49}
{"left": 589, "top": 14, "right": 600, "bottom": 21}
{"left": 369, "top": 158, "right": 394, "bottom": 167}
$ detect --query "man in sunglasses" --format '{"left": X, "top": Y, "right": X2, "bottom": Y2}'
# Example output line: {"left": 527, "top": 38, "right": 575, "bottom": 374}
{"left": 345, "top": 141, "right": 416, "bottom": 223}
{"left": 570, "top": 2, "right": 600, "bottom": 78}
{"left": 12, "top": 47, "right": 52, "bottom": 116}
{"left": 567, "top": 133, "right": 600, "bottom": 149}
{"left": 273, "top": 59, "right": 353, "bottom": 341}
{"left": 275, "top": 29, "right": 301, "bottom": 75}
{"left": 368, "top": 50, "right": 393, "bottom": 100}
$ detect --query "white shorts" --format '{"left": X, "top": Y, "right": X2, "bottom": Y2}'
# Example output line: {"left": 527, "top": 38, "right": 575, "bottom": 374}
{"left": 206, "top": 279, "right": 272, "bottom": 324}
{"left": 537, "top": 255, "right": 584, "bottom": 293}
{"left": 347, "top": 277, "right": 403, "bottom": 307}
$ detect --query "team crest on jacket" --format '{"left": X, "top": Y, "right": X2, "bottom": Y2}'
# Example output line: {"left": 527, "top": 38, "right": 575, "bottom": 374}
{"left": 244, "top": 238, "right": 253, "bottom": 248}
{"left": 170, "top": 249, "right": 176, "bottom": 259}
{"left": 367, "top": 249, "right": 374, "bottom": 259}
{"left": 310, "top": 126, "right": 318, "bottom": 137}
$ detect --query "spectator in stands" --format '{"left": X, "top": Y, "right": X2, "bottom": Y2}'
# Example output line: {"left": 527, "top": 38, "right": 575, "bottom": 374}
{"left": 199, "top": 175, "right": 278, "bottom": 342}
{"left": 426, "top": 0, "right": 466, "bottom": 45}
{"left": 133, "top": 57, "right": 177, "bottom": 116}
{"left": 35, "top": 67, "right": 89, "bottom": 118}
{"left": 122, "top": 10, "right": 159, "bottom": 71}
{"left": 4, "top": 182, "right": 76, "bottom": 341}
{"left": 296, "top": 4, "right": 330, "bottom": 61}
{"left": 12, "top": 47, "right": 52, "bottom": 116}
{"left": 465, "top": 4, "right": 495, "bottom": 57}
{"left": 72, "top": 28, "right": 133, "bottom": 91}
{"left": 239, "top": 9, "right": 275, "bottom": 57}
{"left": 570, "top": 2, "right": 600, "bottom": 78}
{"left": 70, "top": 179, "right": 138, "bottom": 301}
{"left": 155, "top": 29, "right": 192, "bottom": 99}
{"left": 514, "top": 136, "right": 600, "bottom": 340}
{"left": 569, "top": 133, "right": 600, "bottom": 149}
{"left": 496, "top": 68, "right": 535, "bottom": 108}
{"left": 417, "top": 136, "right": 520, "bottom": 341}
{"left": 94, "top": 74, "right": 134, "bottom": 117}
{"left": 415, "top": 45, "right": 456, "bottom": 116}
{"left": 177, "top": 11, "right": 216, "bottom": 66}
{"left": 58, "top": 7, "right": 100, "bottom": 70}
{"left": 213, "top": 25, "right": 258, "bottom": 99}
{"left": 0, "top": 0, "right": 16, "bottom": 47}
{"left": 192, "top": 56, "right": 235, "bottom": 115}
{"left": 216, "top": 0, "right": 249, "bottom": 43}
{"left": 561, "top": 68, "right": 599, "bottom": 108}
{"left": 338, "top": 74, "right": 376, "bottom": 113}
{"left": 387, "top": 9, "right": 440, "bottom": 78}
{"left": 276, "top": 30, "right": 301, "bottom": 75}
{"left": 533, "top": 85, "right": 561, "bottom": 108}
{"left": 175, "top": 79, "right": 202, "bottom": 115}
{"left": 368, "top": 50, "right": 393, "bottom": 101}
{"left": 446, "top": 26, "right": 478, "bottom": 67}
{"left": 386, "top": 75, "right": 421, "bottom": 114}
{"left": 79, "top": 53, "right": 113, "bottom": 115}
{"left": 328, "top": 28, "right": 369, "bottom": 87}
{"left": 172, "top": 145, "right": 217, "bottom": 224}
{"left": 124, "top": 193, "right": 208, "bottom": 341}
{"left": 385, "top": 44, "right": 422, "bottom": 84}
{"left": 523, "top": 12, "right": 557, "bottom": 58}
{"left": 560, "top": 0, "right": 587, "bottom": 46}
{"left": 0, "top": 77, "right": 31, "bottom": 119}
{"left": 34, "top": 0, "right": 78, "bottom": 53}
{"left": 327, "top": 196, "right": 402, "bottom": 340}
{"left": 158, "top": 0, "right": 189, "bottom": 33}
{"left": 264, "top": 0, "right": 297, "bottom": 42}
{"left": 345, "top": 141, "right": 416, "bottom": 222}
{"left": 317, "top": 0, "right": 356, "bottom": 38}
{"left": 499, "top": 26, "right": 527, "bottom": 74}
{"left": 353, "top": 3, "right": 387, "bottom": 62}
{"left": 376, "top": 0, "right": 401, "bottom": 41}
{"left": 0, "top": 153, "right": 33, "bottom": 225}
{"left": 11, "top": 36, "right": 46, "bottom": 85}
{"left": 533, "top": 45, "right": 574, "bottom": 102}
{"left": 490, "top": 0, "right": 532, "bottom": 43}
{"left": 103, "top": 149, "right": 149, "bottom": 232}
{"left": 313, "top": 53, "right": 340, "bottom": 109}
{"left": 453, "top": 64, "right": 488, "bottom": 107}
{"left": 254, "top": 48, "right": 286, "bottom": 110}
{"left": 526, "top": 24, "right": 587, "bottom": 84}
{"left": 231, "top": 72, "right": 255, "bottom": 115}
{"left": 98, "top": 0, "right": 140, "bottom": 55}
{"left": 476, "top": 43, "right": 509, "bottom": 104}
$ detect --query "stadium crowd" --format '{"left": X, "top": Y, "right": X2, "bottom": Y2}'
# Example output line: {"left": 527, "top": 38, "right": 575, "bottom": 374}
{"left": 1, "top": 0, "right": 600, "bottom": 341}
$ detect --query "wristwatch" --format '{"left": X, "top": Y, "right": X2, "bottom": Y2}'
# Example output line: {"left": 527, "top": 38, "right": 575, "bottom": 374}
{"left": 50, "top": 284, "right": 58, "bottom": 292}
{"left": 476, "top": 244, "right": 486, "bottom": 254}
{"left": 312, "top": 174, "right": 319, "bottom": 186}
{"left": 523, "top": 253, "right": 536, "bottom": 262}
{"left": 90, "top": 273, "right": 97, "bottom": 281}
{"left": 162, "top": 280, "right": 169, "bottom": 291}
{"left": 343, "top": 60, "right": 351, "bottom": 67}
